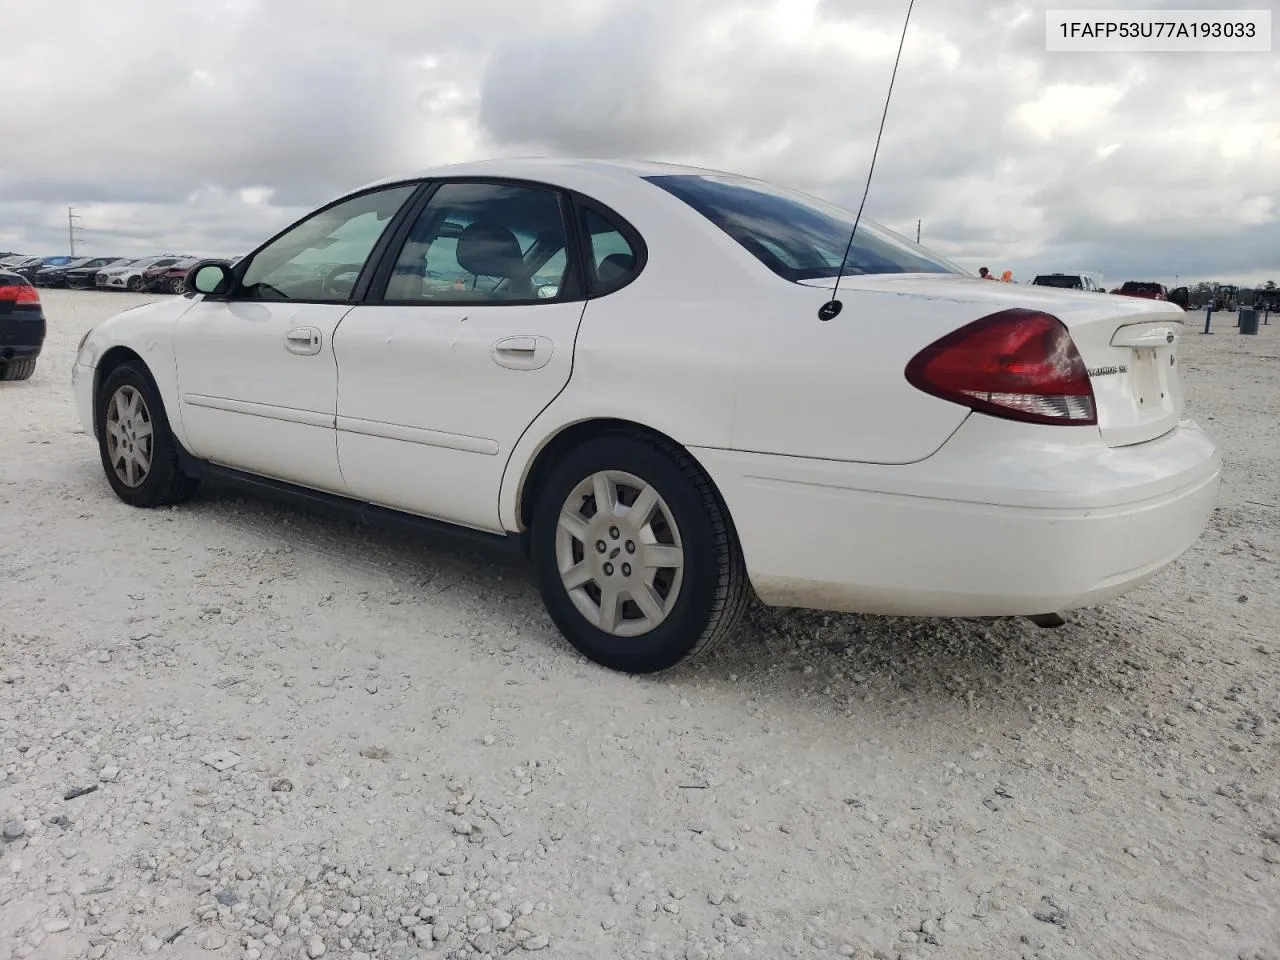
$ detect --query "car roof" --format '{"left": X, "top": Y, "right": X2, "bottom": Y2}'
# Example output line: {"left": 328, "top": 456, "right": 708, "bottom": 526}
{"left": 357, "top": 156, "right": 747, "bottom": 193}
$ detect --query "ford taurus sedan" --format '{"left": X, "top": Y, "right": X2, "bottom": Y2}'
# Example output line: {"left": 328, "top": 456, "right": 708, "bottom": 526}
{"left": 71, "top": 158, "right": 1221, "bottom": 673}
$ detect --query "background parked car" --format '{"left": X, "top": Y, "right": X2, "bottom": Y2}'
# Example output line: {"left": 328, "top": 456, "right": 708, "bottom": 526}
{"left": 143, "top": 257, "right": 199, "bottom": 293}
{"left": 1031, "top": 272, "right": 1105, "bottom": 292}
{"left": 0, "top": 268, "right": 45, "bottom": 381}
{"left": 66, "top": 258, "right": 137, "bottom": 289}
{"left": 36, "top": 256, "right": 124, "bottom": 288}
{"left": 1111, "top": 281, "right": 1168, "bottom": 301}
{"left": 97, "top": 256, "right": 186, "bottom": 291}
{"left": 0, "top": 256, "right": 43, "bottom": 274}
{"left": 14, "top": 256, "right": 76, "bottom": 282}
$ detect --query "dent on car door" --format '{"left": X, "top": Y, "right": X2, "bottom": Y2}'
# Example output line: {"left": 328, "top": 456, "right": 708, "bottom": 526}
{"left": 334, "top": 179, "right": 621, "bottom": 531}
{"left": 171, "top": 183, "right": 419, "bottom": 492}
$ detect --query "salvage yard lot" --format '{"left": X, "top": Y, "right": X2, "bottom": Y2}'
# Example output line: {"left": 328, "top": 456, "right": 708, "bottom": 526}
{"left": 2, "top": 289, "right": 1279, "bottom": 960}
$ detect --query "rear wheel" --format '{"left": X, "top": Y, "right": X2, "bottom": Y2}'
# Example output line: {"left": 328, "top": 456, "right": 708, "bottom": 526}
{"left": 97, "top": 362, "right": 200, "bottom": 507}
{"left": 530, "top": 432, "right": 750, "bottom": 673}
{"left": 0, "top": 358, "right": 37, "bottom": 381}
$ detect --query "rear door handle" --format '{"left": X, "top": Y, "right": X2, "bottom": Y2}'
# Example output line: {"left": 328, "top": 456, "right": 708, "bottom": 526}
{"left": 491, "top": 335, "right": 552, "bottom": 370}
{"left": 285, "top": 327, "right": 322, "bottom": 355}
{"left": 494, "top": 336, "right": 537, "bottom": 354}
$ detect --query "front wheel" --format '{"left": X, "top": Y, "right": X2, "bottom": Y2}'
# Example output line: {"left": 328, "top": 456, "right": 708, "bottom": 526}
{"left": 127, "top": 275, "right": 145, "bottom": 292}
{"left": 530, "top": 433, "right": 751, "bottom": 673}
{"left": 96, "top": 362, "right": 200, "bottom": 507}
{"left": 170, "top": 277, "right": 185, "bottom": 295}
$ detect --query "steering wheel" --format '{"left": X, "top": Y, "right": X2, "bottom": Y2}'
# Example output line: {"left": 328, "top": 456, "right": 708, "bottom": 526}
{"left": 321, "top": 263, "right": 363, "bottom": 299}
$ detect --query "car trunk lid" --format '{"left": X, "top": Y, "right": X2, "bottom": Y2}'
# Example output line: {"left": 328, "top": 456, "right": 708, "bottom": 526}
{"left": 800, "top": 274, "right": 1186, "bottom": 447}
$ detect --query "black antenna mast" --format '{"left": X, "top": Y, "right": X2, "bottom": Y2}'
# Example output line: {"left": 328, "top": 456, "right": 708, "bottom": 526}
{"left": 819, "top": 0, "right": 917, "bottom": 322}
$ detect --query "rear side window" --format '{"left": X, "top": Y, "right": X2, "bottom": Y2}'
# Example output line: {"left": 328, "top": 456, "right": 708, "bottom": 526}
{"left": 645, "top": 173, "right": 961, "bottom": 282}
{"left": 579, "top": 206, "right": 641, "bottom": 295}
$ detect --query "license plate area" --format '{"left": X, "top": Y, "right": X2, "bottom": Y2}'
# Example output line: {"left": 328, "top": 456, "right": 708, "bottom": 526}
{"left": 1130, "top": 345, "right": 1178, "bottom": 414}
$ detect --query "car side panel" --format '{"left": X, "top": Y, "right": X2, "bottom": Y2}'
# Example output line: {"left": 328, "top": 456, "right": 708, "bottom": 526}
{"left": 75, "top": 297, "right": 198, "bottom": 448}
{"left": 496, "top": 296, "right": 745, "bottom": 533}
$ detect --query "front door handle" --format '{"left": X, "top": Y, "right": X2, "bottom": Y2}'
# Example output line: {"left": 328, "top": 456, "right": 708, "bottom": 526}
{"left": 284, "top": 327, "right": 322, "bottom": 356}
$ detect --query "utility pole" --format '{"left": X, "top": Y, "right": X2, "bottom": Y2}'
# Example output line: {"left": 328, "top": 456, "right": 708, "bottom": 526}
{"left": 68, "top": 207, "right": 84, "bottom": 257}
{"left": 916, "top": 219, "right": 921, "bottom": 243}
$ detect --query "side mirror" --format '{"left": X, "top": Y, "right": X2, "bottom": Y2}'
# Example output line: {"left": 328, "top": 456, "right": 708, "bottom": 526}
{"left": 189, "top": 261, "right": 235, "bottom": 297}
{"left": 537, "top": 285, "right": 558, "bottom": 299}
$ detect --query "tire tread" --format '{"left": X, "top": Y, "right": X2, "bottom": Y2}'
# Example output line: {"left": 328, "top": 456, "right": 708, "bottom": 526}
{"left": 0, "top": 357, "right": 37, "bottom": 381}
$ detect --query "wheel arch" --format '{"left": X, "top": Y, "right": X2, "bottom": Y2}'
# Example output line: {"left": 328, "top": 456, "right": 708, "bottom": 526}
{"left": 508, "top": 417, "right": 741, "bottom": 553}
{"left": 92, "top": 346, "right": 151, "bottom": 440}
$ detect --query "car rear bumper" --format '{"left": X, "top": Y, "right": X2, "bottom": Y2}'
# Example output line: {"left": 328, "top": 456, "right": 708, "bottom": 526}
{"left": 0, "top": 312, "right": 46, "bottom": 360}
{"left": 692, "top": 416, "right": 1221, "bottom": 618}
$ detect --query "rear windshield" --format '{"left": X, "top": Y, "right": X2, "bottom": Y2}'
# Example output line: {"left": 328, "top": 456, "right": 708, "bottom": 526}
{"left": 1120, "top": 282, "right": 1163, "bottom": 294}
{"left": 644, "top": 173, "right": 962, "bottom": 282}
{"left": 1033, "top": 275, "right": 1083, "bottom": 289}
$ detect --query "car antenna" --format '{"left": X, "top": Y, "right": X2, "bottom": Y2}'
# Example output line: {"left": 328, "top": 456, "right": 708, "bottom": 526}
{"left": 819, "top": 0, "right": 917, "bottom": 322}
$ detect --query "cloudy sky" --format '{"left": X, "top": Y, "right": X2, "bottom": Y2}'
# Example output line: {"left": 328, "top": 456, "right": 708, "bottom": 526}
{"left": 0, "top": 0, "right": 1275, "bottom": 287}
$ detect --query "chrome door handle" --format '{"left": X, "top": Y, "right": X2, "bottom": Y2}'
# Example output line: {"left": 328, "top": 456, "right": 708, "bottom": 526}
{"left": 284, "top": 327, "right": 322, "bottom": 355}
{"left": 494, "top": 337, "right": 537, "bottom": 354}
{"left": 491, "top": 336, "right": 553, "bottom": 370}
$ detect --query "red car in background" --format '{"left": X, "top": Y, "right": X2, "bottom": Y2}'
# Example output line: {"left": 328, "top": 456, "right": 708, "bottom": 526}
{"left": 1111, "top": 281, "right": 1168, "bottom": 301}
{"left": 142, "top": 257, "right": 199, "bottom": 294}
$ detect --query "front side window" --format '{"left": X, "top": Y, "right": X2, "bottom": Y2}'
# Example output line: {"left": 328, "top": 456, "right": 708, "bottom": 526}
{"left": 238, "top": 184, "right": 417, "bottom": 301}
{"left": 645, "top": 173, "right": 962, "bottom": 282}
{"left": 381, "top": 181, "right": 570, "bottom": 303}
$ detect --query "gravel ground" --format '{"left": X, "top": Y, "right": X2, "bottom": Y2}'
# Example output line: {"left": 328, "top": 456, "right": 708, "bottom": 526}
{"left": 2, "top": 290, "right": 1279, "bottom": 960}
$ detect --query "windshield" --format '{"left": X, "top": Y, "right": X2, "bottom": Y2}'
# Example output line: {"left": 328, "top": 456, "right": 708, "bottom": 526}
{"left": 644, "top": 173, "right": 963, "bottom": 281}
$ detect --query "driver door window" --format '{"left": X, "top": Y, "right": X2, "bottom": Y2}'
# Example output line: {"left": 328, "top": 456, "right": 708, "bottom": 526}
{"left": 237, "top": 184, "right": 418, "bottom": 301}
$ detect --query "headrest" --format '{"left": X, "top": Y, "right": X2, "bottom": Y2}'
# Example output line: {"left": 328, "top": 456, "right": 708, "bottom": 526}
{"left": 456, "top": 221, "right": 524, "bottom": 279}
{"left": 597, "top": 253, "right": 635, "bottom": 286}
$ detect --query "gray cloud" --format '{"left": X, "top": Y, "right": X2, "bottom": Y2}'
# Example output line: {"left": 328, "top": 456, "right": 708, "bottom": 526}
{"left": 0, "top": 0, "right": 1275, "bottom": 286}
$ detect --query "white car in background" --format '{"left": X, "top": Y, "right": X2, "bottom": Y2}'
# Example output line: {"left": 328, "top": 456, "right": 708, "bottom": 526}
{"left": 97, "top": 255, "right": 186, "bottom": 291}
{"left": 71, "top": 158, "right": 1221, "bottom": 673}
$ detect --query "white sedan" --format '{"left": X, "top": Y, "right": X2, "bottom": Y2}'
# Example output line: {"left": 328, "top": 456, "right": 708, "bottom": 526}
{"left": 97, "top": 255, "right": 186, "bottom": 291}
{"left": 72, "top": 158, "right": 1221, "bottom": 673}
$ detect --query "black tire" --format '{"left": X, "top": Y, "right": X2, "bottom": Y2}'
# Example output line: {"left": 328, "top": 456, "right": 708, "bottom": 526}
{"left": 96, "top": 362, "right": 200, "bottom": 507}
{"left": 530, "top": 432, "right": 751, "bottom": 673}
{"left": 0, "top": 358, "right": 37, "bottom": 381}
{"left": 127, "top": 275, "right": 145, "bottom": 292}
{"left": 170, "top": 277, "right": 185, "bottom": 295}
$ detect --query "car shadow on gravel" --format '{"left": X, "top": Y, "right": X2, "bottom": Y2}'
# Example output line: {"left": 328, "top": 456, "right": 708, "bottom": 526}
{"left": 178, "top": 481, "right": 1159, "bottom": 722}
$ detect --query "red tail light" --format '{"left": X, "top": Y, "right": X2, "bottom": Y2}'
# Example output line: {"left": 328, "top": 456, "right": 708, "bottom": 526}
{"left": 0, "top": 282, "right": 39, "bottom": 304}
{"left": 905, "top": 309, "right": 1097, "bottom": 426}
